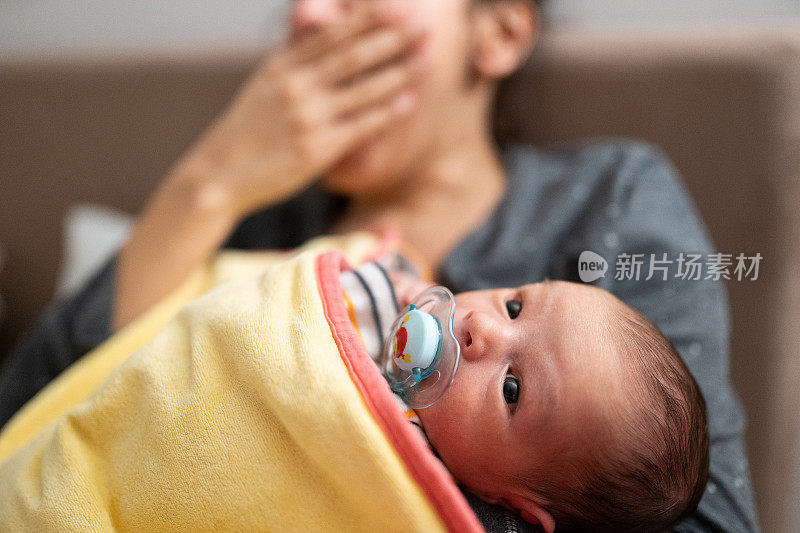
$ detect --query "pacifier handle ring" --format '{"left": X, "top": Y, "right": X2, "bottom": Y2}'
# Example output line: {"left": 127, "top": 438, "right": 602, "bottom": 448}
{"left": 413, "top": 369, "right": 441, "bottom": 394}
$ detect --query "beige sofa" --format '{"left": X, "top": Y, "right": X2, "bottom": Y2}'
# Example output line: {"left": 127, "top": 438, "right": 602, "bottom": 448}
{"left": 1, "top": 23, "right": 798, "bottom": 532}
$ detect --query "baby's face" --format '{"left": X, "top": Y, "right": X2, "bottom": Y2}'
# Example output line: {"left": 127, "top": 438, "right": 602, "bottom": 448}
{"left": 417, "top": 281, "right": 631, "bottom": 510}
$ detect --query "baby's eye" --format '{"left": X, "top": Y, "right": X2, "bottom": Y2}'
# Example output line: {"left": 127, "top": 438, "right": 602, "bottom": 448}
{"left": 503, "top": 373, "right": 520, "bottom": 406}
{"left": 506, "top": 299, "right": 522, "bottom": 319}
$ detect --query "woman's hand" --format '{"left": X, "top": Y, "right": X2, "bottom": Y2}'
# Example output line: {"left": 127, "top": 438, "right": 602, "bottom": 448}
{"left": 172, "top": 2, "right": 427, "bottom": 218}
{"left": 391, "top": 271, "right": 434, "bottom": 308}
{"left": 114, "top": 2, "right": 427, "bottom": 330}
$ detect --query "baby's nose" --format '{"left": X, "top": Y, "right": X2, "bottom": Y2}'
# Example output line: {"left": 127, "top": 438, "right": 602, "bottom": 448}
{"left": 461, "top": 310, "right": 508, "bottom": 363}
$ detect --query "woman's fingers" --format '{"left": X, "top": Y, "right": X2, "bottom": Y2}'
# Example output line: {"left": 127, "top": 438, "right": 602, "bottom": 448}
{"left": 318, "top": 24, "right": 425, "bottom": 86}
{"left": 192, "top": 1, "right": 425, "bottom": 202}
{"left": 321, "top": 90, "right": 417, "bottom": 160}
{"left": 288, "top": 1, "right": 406, "bottom": 65}
{"left": 330, "top": 57, "right": 424, "bottom": 119}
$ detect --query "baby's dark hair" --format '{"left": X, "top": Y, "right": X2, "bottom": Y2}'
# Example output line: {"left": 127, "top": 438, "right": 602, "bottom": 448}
{"left": 521, "top": 305, "right": 709, "bottom": 532}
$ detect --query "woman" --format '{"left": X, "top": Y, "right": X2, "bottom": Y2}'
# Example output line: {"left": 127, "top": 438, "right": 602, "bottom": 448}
{"left": 0, "top": 1, "right": 758, "bottom": 531}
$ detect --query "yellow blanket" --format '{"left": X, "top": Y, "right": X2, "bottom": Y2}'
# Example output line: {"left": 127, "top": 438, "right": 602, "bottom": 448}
{"left": 0, "top": 234, "right": 482, "bottom": 532}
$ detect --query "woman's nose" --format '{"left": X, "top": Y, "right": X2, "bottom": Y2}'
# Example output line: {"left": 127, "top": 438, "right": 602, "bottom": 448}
{"left": 289, "top": 0, "right": 347, "bottom": 39}
{"left": 461, "top": 310, "right": 510, "bottom": 363}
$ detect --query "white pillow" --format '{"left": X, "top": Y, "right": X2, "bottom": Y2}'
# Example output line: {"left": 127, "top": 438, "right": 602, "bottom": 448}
{"left": 56, "top": 204, "right": 134, "bottom": 298}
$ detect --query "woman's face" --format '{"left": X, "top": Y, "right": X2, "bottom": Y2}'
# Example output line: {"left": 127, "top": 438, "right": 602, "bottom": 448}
{"left": 289, "top": 0, "right": 478, "bottom": 195}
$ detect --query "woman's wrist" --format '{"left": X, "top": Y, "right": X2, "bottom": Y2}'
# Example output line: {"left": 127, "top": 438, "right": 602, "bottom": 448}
{"left": 113, "top": 167, "right": 242, "bottom": 330}
{"left": 164, "top": 157, "right": 244, "bottom": 224}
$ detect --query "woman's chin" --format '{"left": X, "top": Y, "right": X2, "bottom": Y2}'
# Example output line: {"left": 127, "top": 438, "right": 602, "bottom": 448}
{"left": 322, "top": 143, "right": 396, "bottom": 195}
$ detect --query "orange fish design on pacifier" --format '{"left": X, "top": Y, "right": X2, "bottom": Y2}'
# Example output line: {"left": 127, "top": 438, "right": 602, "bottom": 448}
{"left": 380, "top": 288, "right": 461, "bottom": 409}
{"left": 393, "top": 315, "right": 412, "bottom": 363}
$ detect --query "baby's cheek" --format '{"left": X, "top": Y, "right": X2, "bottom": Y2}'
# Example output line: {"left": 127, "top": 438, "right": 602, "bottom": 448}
{"left": 433, "top": 433, "right": 496, "bottom": 491}
{"left": 417, "top": 402, "right": 462, "bottom": 455}
{"left": 419, "top": 401, "right": 491, "bottom": 482}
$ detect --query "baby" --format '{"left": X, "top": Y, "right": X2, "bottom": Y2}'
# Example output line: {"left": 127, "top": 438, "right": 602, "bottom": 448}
{"left": 341, "top": 258, "right": 709, "bottom": 533}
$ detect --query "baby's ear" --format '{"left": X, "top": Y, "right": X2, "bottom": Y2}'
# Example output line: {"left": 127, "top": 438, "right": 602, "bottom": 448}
{"left": 505, "top": 494, "right": 555, "bottom": 533}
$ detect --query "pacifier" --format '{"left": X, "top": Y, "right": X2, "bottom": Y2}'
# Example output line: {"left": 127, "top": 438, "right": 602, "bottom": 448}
{"left": 380, "top": 286, "right": 461, "bottom": 409}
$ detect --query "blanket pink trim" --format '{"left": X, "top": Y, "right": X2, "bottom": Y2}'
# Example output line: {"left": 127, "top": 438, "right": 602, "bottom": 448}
{"left": 316, "top": 250, "right": 484, "bottom": 533}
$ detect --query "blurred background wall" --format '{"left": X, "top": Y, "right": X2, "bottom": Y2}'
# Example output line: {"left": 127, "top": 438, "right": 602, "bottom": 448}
{"left": 2, "top": 0, "right": 800, "bottom": 59}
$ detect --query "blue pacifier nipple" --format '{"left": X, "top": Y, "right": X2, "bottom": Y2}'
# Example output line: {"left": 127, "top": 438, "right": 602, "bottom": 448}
{"left": 380, "top": 286, "right": 461, "bottom": 409}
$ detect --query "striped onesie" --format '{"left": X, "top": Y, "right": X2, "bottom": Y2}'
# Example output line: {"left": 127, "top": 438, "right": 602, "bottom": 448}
{"left": 338, "top": 257, "right": 425, "bottom": 436}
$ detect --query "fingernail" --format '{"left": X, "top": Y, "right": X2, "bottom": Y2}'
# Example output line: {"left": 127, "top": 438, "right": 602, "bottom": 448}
{"left": 412, "top": 17, "right": 428, "bottom": 35}
{"left": 393, "top": 91, "right": 416, "bottom": 114}
{"left": 410, "top": 23, "right": 428, "bottom": 40}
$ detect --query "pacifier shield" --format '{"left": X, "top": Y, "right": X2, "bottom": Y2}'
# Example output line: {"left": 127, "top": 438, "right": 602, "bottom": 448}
{"left": 381, "top": 286, "right": 461, "bottom": 409}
